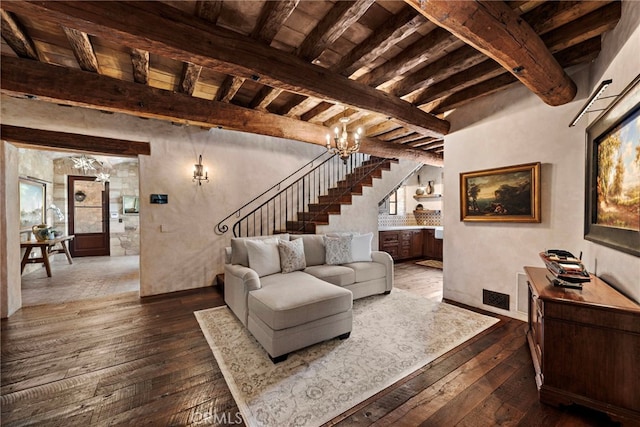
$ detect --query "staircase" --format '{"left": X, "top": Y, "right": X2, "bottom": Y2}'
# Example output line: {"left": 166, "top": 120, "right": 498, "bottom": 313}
{"left": 284, "top": 157, "right": 397, "bottom": 234}
{"left": 227, "top": 153, "right": 398, "bottom": 237}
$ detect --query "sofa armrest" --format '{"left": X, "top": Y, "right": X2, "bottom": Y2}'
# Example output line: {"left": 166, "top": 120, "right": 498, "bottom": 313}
{"left": 224, "top": 264, "right": 261, "bottom": 327}
{"left": 371, "top": 251, "right": 394, "bottom": 292}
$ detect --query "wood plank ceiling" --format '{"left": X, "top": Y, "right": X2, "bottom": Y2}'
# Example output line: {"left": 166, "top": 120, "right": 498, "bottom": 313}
{"left": 0, "top": 1, "right": 622, "bottom": 164}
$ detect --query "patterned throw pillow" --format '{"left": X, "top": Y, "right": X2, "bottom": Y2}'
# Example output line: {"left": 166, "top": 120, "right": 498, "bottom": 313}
{"left": 278, "top": 238, "right": 306, "bottom": 273}
{"left": 324, "top": 235, "right": 353, "bottom": 265}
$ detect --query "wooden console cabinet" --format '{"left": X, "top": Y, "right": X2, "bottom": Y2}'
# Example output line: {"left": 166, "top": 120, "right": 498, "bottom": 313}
{"left": 525, "top": 266, "right": 640, "bottom": 424}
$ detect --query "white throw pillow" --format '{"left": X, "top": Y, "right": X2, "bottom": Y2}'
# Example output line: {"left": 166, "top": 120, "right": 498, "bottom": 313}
{"left": 324, "top": 235, "right": 353, "bottom": 265}
{"left": 351, "top": 232, "right": 373, "bottom": 262}
{"left": 246, "top": 238, "right": 281, "bottom": 277}
{"left": 278, "top": 238, "right": 306, "bottom": 273}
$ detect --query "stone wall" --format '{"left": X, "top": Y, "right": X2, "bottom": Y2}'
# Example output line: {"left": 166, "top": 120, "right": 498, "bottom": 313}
{"left": 52, "top": 157, "right": 140, "bottom": 256}
{"left": 108, "top": 161, "right": 140, "bottom": 256}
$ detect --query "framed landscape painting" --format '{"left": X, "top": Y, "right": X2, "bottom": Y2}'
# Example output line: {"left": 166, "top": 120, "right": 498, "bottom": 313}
{"left": 460, "top": 162, "right": 541, "bottom": 223}
{"left": 585, "top": 75, "right": 640, "bottom": 257}
{"left": 19, "top": 177, "right": 46, "bottom": 231}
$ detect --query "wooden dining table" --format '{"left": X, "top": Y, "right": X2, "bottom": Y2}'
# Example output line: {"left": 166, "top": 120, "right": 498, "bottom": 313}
{"left": 20, "top": 235, "right": 75, "bottom": 277}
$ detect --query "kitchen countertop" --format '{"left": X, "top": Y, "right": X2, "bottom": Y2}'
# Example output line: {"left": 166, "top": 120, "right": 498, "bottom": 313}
{"left": 378, "top": 225, "right": 442, "bottom": 231}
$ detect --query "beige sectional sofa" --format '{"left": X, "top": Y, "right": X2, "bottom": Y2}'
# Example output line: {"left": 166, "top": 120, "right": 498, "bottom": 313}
{"left": 224, "top": 233, "right": 393, "bottom": 362}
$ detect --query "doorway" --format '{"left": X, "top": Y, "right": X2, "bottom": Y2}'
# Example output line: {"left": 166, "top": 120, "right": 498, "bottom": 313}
{"left": 68, "top": 175, "right": 110, "bottom": 257}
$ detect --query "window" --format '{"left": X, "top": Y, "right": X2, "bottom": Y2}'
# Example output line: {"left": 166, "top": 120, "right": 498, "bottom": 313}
{"left": 389, "top": 190, "right": 397, "bottom": 215}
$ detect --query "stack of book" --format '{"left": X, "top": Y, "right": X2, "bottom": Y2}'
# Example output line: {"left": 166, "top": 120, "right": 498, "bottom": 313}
{"left": 539, "top": 250, "right": 590, "bottom": 288}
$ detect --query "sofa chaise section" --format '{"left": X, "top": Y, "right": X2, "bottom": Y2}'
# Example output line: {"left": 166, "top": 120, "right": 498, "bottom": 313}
{"left": 247, "top": 272, "right": 353, "bottom": 362}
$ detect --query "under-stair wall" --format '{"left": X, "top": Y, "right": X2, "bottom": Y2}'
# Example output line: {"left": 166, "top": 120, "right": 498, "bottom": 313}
{"left": 315, "top": 158, "right": 423, "bottom": 250}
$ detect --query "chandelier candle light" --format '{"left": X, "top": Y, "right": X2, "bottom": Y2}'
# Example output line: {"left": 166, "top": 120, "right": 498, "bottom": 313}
{"left": 193, "top": 154, "right": 209, "bottom": 185}
{"left": 326, "top": 116, "right": 363, "bottom": 164}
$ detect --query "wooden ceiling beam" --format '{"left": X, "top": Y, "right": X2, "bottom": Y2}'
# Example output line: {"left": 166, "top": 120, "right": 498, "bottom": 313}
{"left": 431, "top": 37, "right": 602, "bottom": 114}
{"left": 283, "top": 5, "right": 423, "bottom": 117}
{"left": 350, "top": 114, "right": 388, "bottom": 133}
{"left": 252, "top": 0, "right": 299, "bottom": 44}
{"left": 389, "top": 133, "right": 425, "bottom": 145}
{"left": 357, "top": 27, "right": 461, "bottom": 88}
{"left": 366, "top": 120, "right": 402, "bottom": 138}
{"left": 1, "top": 125, "right": 150, "bottom": 156}
{"left": 335, "top": 6, "right": 425, "bottom": 77}
{"left": 1, "top": 1, "right": 449, "bottom": 138}
{"left": 250, "top": 87, "right": 284, "bottom": 111}
{"left": 409, "top": 138, "right": 442, "bottom": 149}
{"left": 408, "top": 3, "right": 616, "bottom": 107}
{"left": 252, "top": 0, "right": 372, "bottom": 110}
{"left": 243, "top": 0, "right": 299, "bottom": 108}
{"left": 297, "top": 0, "right": 375, "bottom": 62}
{"left": 300, "top": 102, "right": 333, "bottom": 122}
{"left": 216, "top": 75, "right": 245, "bottom": 103}
{"left": 411, "top": 59, "right": 502, "bottom": 106}
{"left": 391, "top": 45, "right": 485, "bottom": 98}
{"left": 285, "top": 97, "right": 322, "bottom": 119}
{"left": 405, "top": 0, "right": 576, "bottom": 106}
{"left": 195, "top": 0, "right": 223, "bottom": 24}
{"left": 389, "top": 1, "right": 531, "bottom": 99}
{"left": 539, "top": 1, "right": 621, "bottom": 53}
{"left": 378, "top": 127, "right": 416, "bottom": 142}
{"left": 0, "top": 9, "right": 39, "bottom": 59}
{"left": 415, "top": 36, "right": 602, "bottom": 108}
{"left": 525, "top": 0, "right": 613, "bottom": 36}
{"left": 62, "top": 27, "right": 100, "bottom": 73}
{"left": 130, "top": 48, "right": 149, "bottom": 85}
{"left": 179, "top": 63, "right": 202, "bottom": 96}
{"left": 0, "top": 55, "right": 442, "bottom": 165}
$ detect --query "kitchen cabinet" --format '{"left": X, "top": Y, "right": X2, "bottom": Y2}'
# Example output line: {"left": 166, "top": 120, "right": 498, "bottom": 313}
{"left": 379, "top": 228, "right": 439, "bottom": 261}
{"left": 524, "top": 266, "right": 640, "bottom": 424}
{"left": 422, "top": 229, "right": 443, "bottom": 261}
{"left": 379, "top": 230, "right": 399, "bottom": 258}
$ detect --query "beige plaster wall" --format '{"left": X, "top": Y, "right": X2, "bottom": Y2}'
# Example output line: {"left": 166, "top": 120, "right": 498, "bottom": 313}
{"left": 0, "top": 96, "right": 334, "bottom": 298}
{"left": 443, "top": 1, "right": 640, "bottom": 319}
{"left": 1, "top": 141, "right": 21, "bottom": 317}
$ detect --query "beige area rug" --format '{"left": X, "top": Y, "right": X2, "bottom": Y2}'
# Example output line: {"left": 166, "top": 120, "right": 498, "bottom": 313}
{"left": 194, "top": 289, "right": 498, "bottom": 427}
{"left": 416, "top": 259, "right": 444, "bottom": 269}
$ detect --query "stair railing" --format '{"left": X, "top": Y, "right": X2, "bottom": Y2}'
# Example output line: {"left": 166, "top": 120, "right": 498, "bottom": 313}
{"left": 284, "top": 156, "right": 394, "bottom": 234}
{"left": 215, "top": 151, "right": 333, "bottom": 235}
{"left": 231, "top": 152, "right": 375, "bottom": 237}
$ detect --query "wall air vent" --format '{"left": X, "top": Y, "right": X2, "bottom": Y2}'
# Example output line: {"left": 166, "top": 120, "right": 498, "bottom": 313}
{"left": 483, "top": 289, "right": 510, "bottom": 311}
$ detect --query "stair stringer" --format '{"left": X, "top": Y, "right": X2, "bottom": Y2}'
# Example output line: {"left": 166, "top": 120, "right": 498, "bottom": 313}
{"left": 315, "top": 158, "right": 422, "bottom": 250}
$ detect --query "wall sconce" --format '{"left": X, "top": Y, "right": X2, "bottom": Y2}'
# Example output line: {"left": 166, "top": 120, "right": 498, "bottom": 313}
{"left": 193, "top": 154, "right": 209, "bottom": 185}
{"left": 569, "top": 79, "right": 612, "bottom": 127}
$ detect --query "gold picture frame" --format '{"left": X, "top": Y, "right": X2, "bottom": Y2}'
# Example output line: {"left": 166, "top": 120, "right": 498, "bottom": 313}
{"left": 460, "top": 162, "right": 541, "bottom": 223}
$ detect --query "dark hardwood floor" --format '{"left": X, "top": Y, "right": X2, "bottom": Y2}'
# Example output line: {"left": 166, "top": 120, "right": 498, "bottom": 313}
{"left": 1, "top": 261, "right": 623, "bottom": 426}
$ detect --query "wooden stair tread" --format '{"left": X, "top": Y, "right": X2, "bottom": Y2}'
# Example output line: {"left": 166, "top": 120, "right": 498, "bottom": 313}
{"left": 285, "top": 157, "right": 395, "bottom": 233}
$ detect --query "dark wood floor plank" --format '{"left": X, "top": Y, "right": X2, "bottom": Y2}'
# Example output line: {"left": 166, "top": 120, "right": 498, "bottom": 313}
{"left": 333, "top": 318, "right": 521, "bottom": 426}
{"left": 2, "top": 260, "right": 623, "bottom": 426}
{"left": 366, "top": 321, "right": 523, "bottom": 426}
{"left": 417, "top": 346, "right": 526, "bottom": 426}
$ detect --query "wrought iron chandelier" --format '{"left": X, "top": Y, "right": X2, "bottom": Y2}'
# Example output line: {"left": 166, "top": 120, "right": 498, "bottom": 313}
{"left": 326, "top": 116, "right": 363, "bottom": 164}
{"left": 70, "top": 154, "right": 100, "bottom": 174}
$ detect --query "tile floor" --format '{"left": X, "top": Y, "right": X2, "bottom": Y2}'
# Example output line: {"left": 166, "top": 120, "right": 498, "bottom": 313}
{"left": 20, "top": 255, "right": 140, "bottom": 306}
